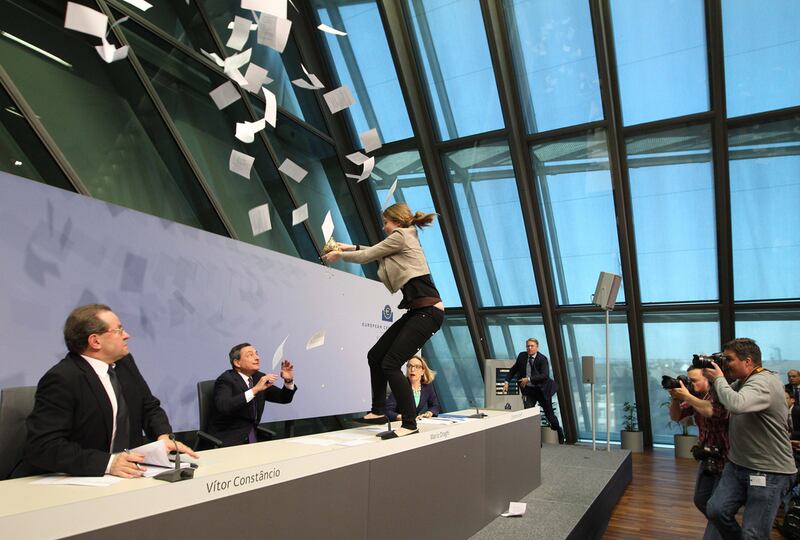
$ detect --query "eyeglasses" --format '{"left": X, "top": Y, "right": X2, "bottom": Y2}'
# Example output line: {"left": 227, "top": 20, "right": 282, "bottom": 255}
{"left": 103, "top": 326, "right": 125, "bottom": 336}
{"left": 407, "top": 364, "right": 424, "bottom": 371}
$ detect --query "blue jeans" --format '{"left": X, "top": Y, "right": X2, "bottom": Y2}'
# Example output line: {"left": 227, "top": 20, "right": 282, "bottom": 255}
{"left": 694, "top": 463, "right": 723, "bottom": 540}
{"left": 706, "top": 461, "right": 794, "bottom": 539}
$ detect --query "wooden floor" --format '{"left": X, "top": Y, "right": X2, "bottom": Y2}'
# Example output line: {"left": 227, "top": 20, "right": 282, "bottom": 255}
{"left": 603, "top": 448, "right": 783, "bottom": 539}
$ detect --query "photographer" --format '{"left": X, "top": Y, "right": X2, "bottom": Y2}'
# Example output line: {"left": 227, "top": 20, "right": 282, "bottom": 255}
{"left": 667, "top": 366, "right": 729, "bottom": 540}
{"left": 703, "top": 338, "right": 796, "bottom": 539}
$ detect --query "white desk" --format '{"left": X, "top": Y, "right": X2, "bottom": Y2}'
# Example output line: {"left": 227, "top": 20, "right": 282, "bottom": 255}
{"left": 0, "top": 408, "right": 541, "bottom": 540}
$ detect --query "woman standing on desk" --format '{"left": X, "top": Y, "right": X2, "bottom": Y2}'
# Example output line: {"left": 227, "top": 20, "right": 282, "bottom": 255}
{"left": 321, "top": 203, "right": 444, "bottom": 439}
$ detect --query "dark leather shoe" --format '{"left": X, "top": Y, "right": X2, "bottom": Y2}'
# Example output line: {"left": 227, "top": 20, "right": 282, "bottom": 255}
{"left": 353, "top": 415, "right": 388, "bottom": 425}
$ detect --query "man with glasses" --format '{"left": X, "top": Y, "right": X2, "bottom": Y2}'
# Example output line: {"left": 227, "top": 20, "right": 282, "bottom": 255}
{"left": 15, "top": 304, "right": 196, "bottom": 478}
{"left": 503, "top": 338, "right": 564, "bottom": 444}
{"left": 207, "top": 343, "right": 296, "bottom": 447}
{"left": 704, "top": 338, "right": 796, "bottom": 539}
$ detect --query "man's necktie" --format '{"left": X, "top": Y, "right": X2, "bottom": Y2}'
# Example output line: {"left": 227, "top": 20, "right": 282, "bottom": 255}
{"left": 247, "top": 377, "right": 257, "bottom": 444}
{"left": 107, "top": 365, "right": 130, "bottom": 453}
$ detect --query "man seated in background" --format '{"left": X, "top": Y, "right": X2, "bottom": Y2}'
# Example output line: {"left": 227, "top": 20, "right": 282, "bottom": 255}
{"left": 15, "top": 304, "right": 196, "bottom": 478}
{"left": 207, "top": 343, "right": 297, "bottom": 447}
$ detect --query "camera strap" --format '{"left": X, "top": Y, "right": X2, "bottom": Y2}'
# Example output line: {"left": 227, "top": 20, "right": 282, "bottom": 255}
{"left": 741, "top": 366, "right": 765, "bottom": 385}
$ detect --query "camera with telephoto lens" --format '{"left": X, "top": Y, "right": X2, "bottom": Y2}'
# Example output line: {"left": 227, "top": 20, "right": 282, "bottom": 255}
{"left": 691, "top": 445, "right": 724, "bottom": 475}
{"left": 692, "top": 352, "right": 729, "bottom": 370}
{"left": 661, "top": 374, "right": 692, "bottom": 392}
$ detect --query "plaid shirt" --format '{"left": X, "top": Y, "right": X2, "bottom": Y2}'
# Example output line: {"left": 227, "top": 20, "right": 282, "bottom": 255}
{"left": 680, "top": 391, "right": 730, "bottom": 458}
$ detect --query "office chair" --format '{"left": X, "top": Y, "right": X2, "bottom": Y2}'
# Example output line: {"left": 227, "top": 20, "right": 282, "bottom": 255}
{"left": 194, "top": 380, "right": 276, "bottom": 450}
{"left": 0, "top": 386, "right": 36, "bottom": 479}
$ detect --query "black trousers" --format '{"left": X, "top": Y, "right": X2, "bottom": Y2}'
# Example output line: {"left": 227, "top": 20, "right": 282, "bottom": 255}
{"left": 523, "top": 386, "right": 562, "bottom": 436}
{"left": 368, "top": 306, "right": 444, "bottom": 430}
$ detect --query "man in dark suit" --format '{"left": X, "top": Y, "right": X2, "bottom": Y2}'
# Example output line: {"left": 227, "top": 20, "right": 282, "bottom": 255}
{"left": 785, "top": 370, "right": 800, "bottom": 403}
{"left": 16, "top": 304, "right": 196, "bottom": 478}
{"left": 503, "top": 338, "right": 564, "bottom": 444}
{"left": 207, "top": 343, "right": 297, "bottom": 447}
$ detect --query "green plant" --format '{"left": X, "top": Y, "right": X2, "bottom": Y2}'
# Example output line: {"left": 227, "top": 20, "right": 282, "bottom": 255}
{"left": 622, "top": 401, "right": 638, "bottom": 432}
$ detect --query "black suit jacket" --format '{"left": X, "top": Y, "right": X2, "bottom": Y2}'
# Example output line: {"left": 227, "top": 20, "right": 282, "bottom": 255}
{"left": 207, "top": 369, "right": 296, "bottom": 447}
{"left": 16, "top": 352, "right": 171, "bottom": 477}
{"left": 385, "top": 383, "right": 440, "bottom": 421}
{"left": 506, "top": 352, "right": 558, "bottom": 399}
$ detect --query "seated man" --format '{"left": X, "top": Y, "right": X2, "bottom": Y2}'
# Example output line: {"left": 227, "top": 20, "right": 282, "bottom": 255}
{"left": 16, "top": 304, "right": 196, "bottom": 478}
{"left": 207, "top": 343, "right": 297, "bottom": 446}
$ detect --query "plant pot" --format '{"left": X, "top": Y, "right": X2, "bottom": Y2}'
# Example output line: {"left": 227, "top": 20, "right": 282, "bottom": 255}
{"left": 620, "top": 430, "right": 644, "bottom": 453}
{"left": 541, "top": 425, "right": 559, "bottom": 444}
{"left": 674, "top": 434, "right": 698, "bottom": 459}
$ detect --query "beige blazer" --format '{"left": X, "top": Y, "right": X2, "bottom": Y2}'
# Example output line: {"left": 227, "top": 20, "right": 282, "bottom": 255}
{"left": 340, "top": 227, "right": 431, "bottom": 293}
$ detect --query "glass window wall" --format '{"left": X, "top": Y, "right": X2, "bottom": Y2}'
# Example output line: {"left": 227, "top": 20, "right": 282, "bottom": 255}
{"left": 405, "top": 0, "right": 504, "bottom": 140}
{"left": 531, "top": 130, "right": 624, "bottom": 305}
{"left": 729, "top": 116, "right": 800, "bottom": 301}
{"left": 504, "top": 0, "right": 602, "bottom": 133}
{"left": 444, "top": 141, "right": 538, "bottom": 307}
{"left": 627, "top": 123, "right": 718, "bottom": 303}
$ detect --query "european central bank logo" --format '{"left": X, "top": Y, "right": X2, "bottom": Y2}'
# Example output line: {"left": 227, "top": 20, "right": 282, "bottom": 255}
{"left": 381, "top": 305, "right": 393, "bottom": 322}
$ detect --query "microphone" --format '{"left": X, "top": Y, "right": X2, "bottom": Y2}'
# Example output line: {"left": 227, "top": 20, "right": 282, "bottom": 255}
{"left": 468, "top": 399, "right": 487, "bottom": 419}
{"left": 376, "top": 418, "right": 393, "bottom": 439}
{"left": 154, "top": 434, "right": 195, "bottom": 483}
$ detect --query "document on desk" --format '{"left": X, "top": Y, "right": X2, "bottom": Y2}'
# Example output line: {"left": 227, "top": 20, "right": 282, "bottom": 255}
{"left": 289, "top": 437, "right": 339, "bottom": 446}
{"left": 140, "top": 462, "right": 194, "bottom": 478}
{"left": 417, "top": 417, "right": 460, "bottom": 426}
{"left": 31, "top": 474, "right": 122, "bottom": 487}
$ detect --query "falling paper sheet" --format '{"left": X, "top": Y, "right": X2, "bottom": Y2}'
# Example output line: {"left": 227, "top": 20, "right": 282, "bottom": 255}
{"left": 292, "top": 203, "right": 308, "bottom": 226}
{"left": 223, "top": 48, "right": 252, "bottom": 85}
{"left": 345, "top": 151, "right": 369, "bottom": 165}
{"left": 95, "top": 36, "right": 129, "bottom": 63}
{"left": 243, "top": 0, "right": 287, "bottom": 18}
{"left": 321, "top": 211, "right": 334, "bottom": 243}
{"left": 229, "top": 149, "right": 255, "bottom": 179}
{"left": 381, "top": 179, "right": 398, "bottom": 210}
{"left": 120, "top": 0, "right": 153, "bottom": 11}
{"left": 292, "top": 65, "right": 325, "bottom": 90}
{"left": 242, "top": 63, "right": 270, "bottom": 93}
{"left": 209, "top": 81, "right": 241, "bottom": 110}
{"left": 263, "top": 86, "right": 277, "bottom": 128}
{"left": 257, "top": 13, "right": 292, "bottom": 53}
{"left": 317, "top": 23, "right": 347, "bottom": 36}
{"left": 248, "top": 203, "right": 272, "bottom": 236}
{"left": 228, "top": 20, "right": 258, "bottom": 31}
{"left": 64, "top": 2, "right": 108, "bottom": 38}
{"left": 359, "top": 128, "right": 382, "bottom": 153}
{"left": 226, "top": 16, "right": 252, "bottom": 50}
{"left": 323, "top": 86, "right": 355, "bottom": 114}
{"left": 278, "top": 158, "right": 307, "bottom": 183}
{"left": 306, "top": 329, "right": 325, "bottom": 350}
{"left": 201, "top": 48, "right": 225, "bottom": 67}
{"left": 271, "top": 335, "right": 288, "bottom": 370}
{"left": 235, "top": 119, "right": 266, "bottom": 143}
{"left": 501, "top": 502, "right": 527, "bottom": 517}
{"left": 346, "top": 156, "right": 375, "bottom": 183}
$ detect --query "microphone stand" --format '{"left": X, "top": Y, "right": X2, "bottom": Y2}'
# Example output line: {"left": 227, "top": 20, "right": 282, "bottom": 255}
{"left": 154, "top": 434, "right": 195, "bottom": 483}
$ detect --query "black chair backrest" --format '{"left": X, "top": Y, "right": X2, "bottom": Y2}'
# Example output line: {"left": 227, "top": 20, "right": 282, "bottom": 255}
{"left": 196, "top": 380, "right": 216, "bottom": 432}
{"left": 0, "top": 386, "right": 36, "bottom": 480}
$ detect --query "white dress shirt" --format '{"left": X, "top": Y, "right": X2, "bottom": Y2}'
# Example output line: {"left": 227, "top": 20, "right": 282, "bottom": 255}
{"left": 81, "top": 355, "right": 118, "bottom": 473}
{"left": 237, "top": 371, "right": 294, "bottom": 403}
